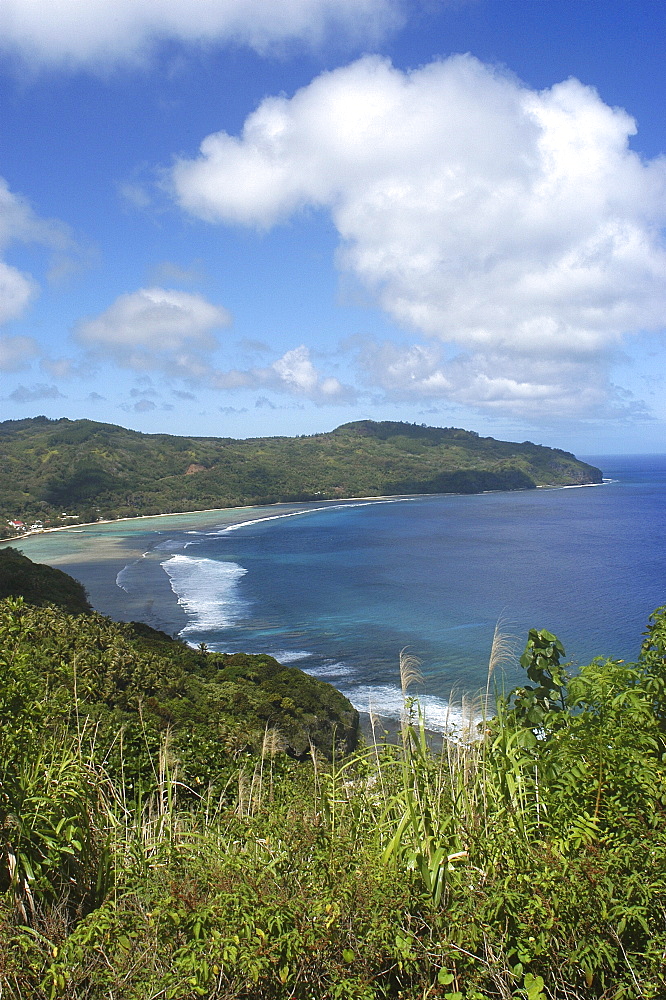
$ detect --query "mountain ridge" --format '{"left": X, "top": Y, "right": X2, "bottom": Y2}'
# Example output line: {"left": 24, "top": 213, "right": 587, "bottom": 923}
{"left": 0, "top": 416, "right": 602, "bottom": 535}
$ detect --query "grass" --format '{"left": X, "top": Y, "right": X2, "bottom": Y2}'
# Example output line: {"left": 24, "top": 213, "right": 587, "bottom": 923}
{"left": 2, "top": 609, "right": 666, "bottom": 998}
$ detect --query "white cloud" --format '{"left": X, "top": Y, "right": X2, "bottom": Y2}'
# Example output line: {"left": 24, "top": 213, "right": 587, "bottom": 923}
{"left": 170, "top": 54, "right": 666, "bottom": 416}
{"left": 209, "top": 368, "right": 256, "bottom": 391}
{"left": 0, "top": 334, "right": 39, "bottom": 371}
{"left": 0, "top": 176, "right": 81, "bottom": 325}
{"left": 356, "top": 340, "right": 648, "bottom": 420}
{"left": 0, "top": 176, "right": 55, "bottom": 247}
{"left": 0, "top": 178, "right": 59, "bottom": 323}
{"left": 76, "top": 286, "right": 232, "bottom": 376}
{"left": 118, "top": 181, "right": 152, "bottom": 210}
{"left": 0, "top": 0, "right": 400, "bottom": 69}
{"left": 269, "top": 345, "right": 348, "bottom": 399}
{"left": 0, "top": 260, "right": 35, "bottom": 323}
{"left": 41, "top": 354, "right": 97, "bottom": 379}
{"left": 75, "top": 290, "right": 349, "bottom": 403}
{"left": 123, "top": 398, "right": 157, "bottom": 413}
{"left": 210, "top": 345, "right": 355, "bottom": 404}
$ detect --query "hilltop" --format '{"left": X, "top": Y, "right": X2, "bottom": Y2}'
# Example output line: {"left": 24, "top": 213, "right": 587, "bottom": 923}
{"left": 0, "top": 416, "right": 601, "bottom": 534}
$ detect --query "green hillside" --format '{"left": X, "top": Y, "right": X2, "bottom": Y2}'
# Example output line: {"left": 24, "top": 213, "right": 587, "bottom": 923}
{"left": 0, "top": 545, "right": 91, "bottom": 614}
{"left": 0, "top": 548, "right": 358, "bottom": 764}
{"left": 0, "top": 416, "right": 601, "bottom": 534}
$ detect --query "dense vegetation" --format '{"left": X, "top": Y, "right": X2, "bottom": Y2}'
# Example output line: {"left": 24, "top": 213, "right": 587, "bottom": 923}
{"left": 0, "top": 416, "right": 601, "bottom": 534}
{"left": 0, "top": 546, "right": 91, "bottom": 614}
{"left": 1, "top": 555, "right": 665, "bottom": 998}
{"left": 0, "top": 548, "right": 358, "bottom": 766}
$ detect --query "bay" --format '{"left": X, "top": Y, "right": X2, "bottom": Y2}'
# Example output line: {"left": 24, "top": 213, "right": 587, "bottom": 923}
{"left": 8, "top": 454, "right": 666, "bottom": 731}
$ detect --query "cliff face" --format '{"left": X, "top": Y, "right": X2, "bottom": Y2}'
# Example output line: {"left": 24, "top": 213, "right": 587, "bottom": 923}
{"left": 0, "top": 416, "right": 601, "bottom": 530}
{"left": 545, "top": 457, "right": 602, "bottom": 485}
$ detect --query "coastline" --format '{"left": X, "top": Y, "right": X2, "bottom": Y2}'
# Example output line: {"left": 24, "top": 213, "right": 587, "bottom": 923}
{"left": 0, "top": 494, "right": 419, "bottom": 544}
{"left": 4, "top": 461, "right": 662, "bottom": 735}
{"left": 1, "top": 478, "right": 609, "bottom": 545}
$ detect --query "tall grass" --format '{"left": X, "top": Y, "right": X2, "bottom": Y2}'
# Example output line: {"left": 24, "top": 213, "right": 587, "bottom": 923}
{"left": 3, "top": 629, "right": 666, "bottom": 999}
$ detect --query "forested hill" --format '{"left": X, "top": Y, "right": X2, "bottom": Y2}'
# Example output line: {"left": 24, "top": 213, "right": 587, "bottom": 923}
{"left": 0, "top": 547, "right": 359, "bottom": 761}
{"left": 0, "top": 416, "right": 601, "bottom": 533}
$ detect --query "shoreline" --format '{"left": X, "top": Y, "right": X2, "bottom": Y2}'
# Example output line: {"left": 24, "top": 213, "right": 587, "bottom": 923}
{"left": 1, "top": 480, "right": 607, "bottom": 545}
{"left": 2, "top": 466, "right": 652, "bottom": 730}
{"left": 0, "top": 493, "right": 422, "bottom": 544}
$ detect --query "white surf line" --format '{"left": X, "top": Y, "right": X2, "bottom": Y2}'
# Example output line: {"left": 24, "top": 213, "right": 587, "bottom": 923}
{"left": 212, "top": 496, "right": 418, "bottom": 535}
{"left": 537, "top": 479, "right": 616, "bottom": 489}
{"left": 161, "top": 554, "right": 249, "bottom": 632}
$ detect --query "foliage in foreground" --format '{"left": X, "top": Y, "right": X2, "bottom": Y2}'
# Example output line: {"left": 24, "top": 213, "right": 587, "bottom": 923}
{"left": 1, "top": 596, "right": 666, "bottom": 998}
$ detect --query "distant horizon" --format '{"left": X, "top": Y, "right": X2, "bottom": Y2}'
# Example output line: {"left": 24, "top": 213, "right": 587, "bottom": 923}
{"left": 580, "top": 452, "right": 666, "bottom": 459}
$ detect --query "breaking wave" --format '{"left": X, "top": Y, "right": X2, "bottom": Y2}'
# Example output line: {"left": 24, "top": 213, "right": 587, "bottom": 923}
{"left": 161, "top": 554, "right": 248, "bottom": 635}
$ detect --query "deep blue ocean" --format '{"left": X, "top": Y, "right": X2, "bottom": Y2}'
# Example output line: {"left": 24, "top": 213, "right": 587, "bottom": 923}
{"left": 11, "top": 454, "right": 666, "bottom": 731}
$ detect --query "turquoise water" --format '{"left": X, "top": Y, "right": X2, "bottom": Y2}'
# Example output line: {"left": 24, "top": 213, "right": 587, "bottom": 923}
{"left": 10, "top": 455, "right": 666, "bottom": 730}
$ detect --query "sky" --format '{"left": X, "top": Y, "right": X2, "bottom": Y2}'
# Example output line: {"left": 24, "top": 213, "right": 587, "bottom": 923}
{"left": 0, "top": 0, "right": 665, "bottom": 455}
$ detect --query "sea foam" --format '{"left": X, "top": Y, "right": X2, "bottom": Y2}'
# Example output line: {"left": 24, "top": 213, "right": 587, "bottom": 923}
{"left": 268, "top": 649, "right": 313, "bottom": 664}
{"left": 116, "top": 560, "right": 141, "bottom": 593}
{"left": 153, "top": 537, "right": 191, "bottom": 552}
{"left": 161, "top": 554, "right": 248, "bottom": 635}
{"left": 339, "top": 683, "right": 472, "bottom": 734}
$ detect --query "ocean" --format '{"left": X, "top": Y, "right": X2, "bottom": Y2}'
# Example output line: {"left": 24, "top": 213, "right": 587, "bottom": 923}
{"left": 8, "top": 454, "right": 666, "bottom": 732}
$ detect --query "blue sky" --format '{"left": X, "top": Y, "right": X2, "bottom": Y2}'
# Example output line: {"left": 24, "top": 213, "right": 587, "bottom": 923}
{"left": 1, "top": 0, "right": 665, "bottom": 455}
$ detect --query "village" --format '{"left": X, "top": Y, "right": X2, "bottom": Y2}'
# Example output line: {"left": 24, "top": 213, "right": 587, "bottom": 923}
{"left": 5, "top": 513, "right": 81, "bottom": 536}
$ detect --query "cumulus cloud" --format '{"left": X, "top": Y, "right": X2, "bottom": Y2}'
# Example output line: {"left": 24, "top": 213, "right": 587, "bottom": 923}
{"left": 75, "top": 288, "right": 350, "bottom": 404}
{"left": 210, "top": 345, "right": 355, "bottom": 404}
{"left": 0, "top": 261, "right": 35, "bottom": 324}
{"left": 76, "top": 287, "right": 232, "bottom": 376}
{"left": 170, "top": 54, "right": 666, "bottom": 417}
{"left": 0, "top": 175, "right": 83, "bottom": 337}
{"left": 0, "top": 334, "right": 39, "bottom": 371}
{"left": 0, "top": 0, "right": 400, "bottom": 69}
{"left": 123, "top": 398, "right": 157, "bottom": 413}
{"left": 268, "top": 345, "right": 349, "bottom": 400}
{"left": 41, "top": 354, "right": 98, "bottom": 379}
{"left": 0, "top": 176, "right": 77, "bottom": 325}
{"left": 0, "top": 177, "right": 60, "bottom": 248}
{"left": 356, "top": 340, "right": 646, "bottom": 420}
{"left": 8, "top": 383, "right": 66, "bottom": 403}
